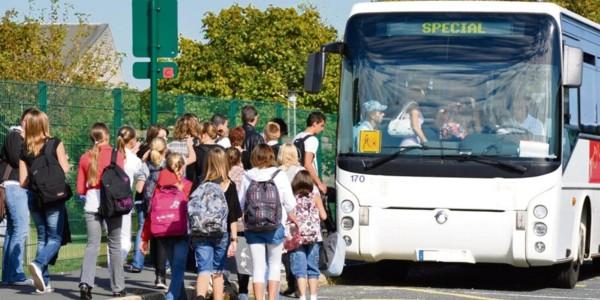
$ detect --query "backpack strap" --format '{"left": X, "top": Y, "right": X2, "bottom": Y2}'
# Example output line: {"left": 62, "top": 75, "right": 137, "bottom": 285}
{"left": 43, "top": 138, "right": 57, "bottom": 158}
{"left": 110, "top": 148, "right": 118, "bottom": 166}
{"left": 300, "top": 134, "right": 314, "bottom": 142}
{"left": 269, "top": 169, "right": 281, "bottom": 181}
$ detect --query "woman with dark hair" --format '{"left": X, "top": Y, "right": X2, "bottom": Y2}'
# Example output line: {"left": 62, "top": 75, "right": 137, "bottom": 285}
{"left": 1, "top": 108, "right": 35, "bottom": 286}
{"left": 137, "top": 125, "right": 168, "bottom": 159}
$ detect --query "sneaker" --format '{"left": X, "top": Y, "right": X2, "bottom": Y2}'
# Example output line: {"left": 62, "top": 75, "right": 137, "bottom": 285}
{"left": 79, "top": 283, "right": 92, "bottom": 300}
{"left": 10, "top": 279, "right": 34, "bottom": 286}
{"left": 154, "top": 276, "right": 167, "bottom": 290}
{"left": 127, "top": 266, "right": 142, "bottom": 273}
{"left": 112, "top": 289, "right": 127, "bottom": 297}
{"left": 28, "top": 262, "right": 45, "bottom": 291}
{"left": 238, "top": 294, "right": 249, "bottom": 300}
{"left": 35, "top": 284, "right": 53, "bottom": 294}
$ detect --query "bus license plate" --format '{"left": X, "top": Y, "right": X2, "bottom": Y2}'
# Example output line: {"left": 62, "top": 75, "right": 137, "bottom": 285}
{"left": 417, "top": 249, "right": 475, "bottom": 263}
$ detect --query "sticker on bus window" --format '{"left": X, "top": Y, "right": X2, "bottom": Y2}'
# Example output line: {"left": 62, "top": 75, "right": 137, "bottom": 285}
{"left": 359, "top": 130, "right": 381, "bottom": 153}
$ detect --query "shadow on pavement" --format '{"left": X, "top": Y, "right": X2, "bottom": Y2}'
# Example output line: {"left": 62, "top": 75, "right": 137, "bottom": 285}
{"left": 333, "top": 260, "right": 599, "bottom": 292}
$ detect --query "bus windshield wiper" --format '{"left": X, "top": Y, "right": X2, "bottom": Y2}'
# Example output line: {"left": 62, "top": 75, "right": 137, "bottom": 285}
{"left": 362, "top": 145, "right": 458, "bottom": 170}
{"left": 456, "top": 154, "right": 527, "bottom": 173}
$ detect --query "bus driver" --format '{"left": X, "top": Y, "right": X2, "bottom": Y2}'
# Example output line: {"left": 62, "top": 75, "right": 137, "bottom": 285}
{"left": 353, "top": 100, "right": 387, "bottom": 149}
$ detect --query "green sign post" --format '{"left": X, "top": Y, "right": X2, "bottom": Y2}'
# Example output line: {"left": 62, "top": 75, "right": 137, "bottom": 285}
{"left": 132, "top": 0, "right": 178, "bottom": 125}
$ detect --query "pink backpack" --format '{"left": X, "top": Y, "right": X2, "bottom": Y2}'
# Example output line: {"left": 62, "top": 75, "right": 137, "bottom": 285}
{"left": 149, "top": 185, "right": 188, "bottom": 237}
{"left": 295, "top": 192, "right": 320, "bottom": 244}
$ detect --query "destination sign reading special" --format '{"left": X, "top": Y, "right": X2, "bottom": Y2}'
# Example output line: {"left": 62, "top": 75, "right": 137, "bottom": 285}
{"left": 386, "top": 21, "right": 514, "bottom": 36}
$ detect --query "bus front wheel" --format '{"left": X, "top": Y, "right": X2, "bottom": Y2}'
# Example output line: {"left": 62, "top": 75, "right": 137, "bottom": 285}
{"left": 554, "top": 222, "right": 585, "bottom": 289}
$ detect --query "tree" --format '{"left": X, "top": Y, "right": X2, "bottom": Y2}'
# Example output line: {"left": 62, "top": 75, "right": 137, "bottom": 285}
{"left": 0, "top": 0, "right": 122, "bottom": 86}
{"left": 159, "top": 5, "right": 340, "bottom": 113}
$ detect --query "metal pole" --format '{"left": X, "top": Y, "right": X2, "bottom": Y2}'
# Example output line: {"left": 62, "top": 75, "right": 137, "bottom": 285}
{"left": 293, "top": 101, "right": 297, "bottom": 137}
{"left": 37, "top": 81, "right": 47, "bottom": 112}
{"left": 150, "top": 0, "right": 158, "bottom": 125}
{"left": 113, "top": 88, "right": 123, "bottom": 140}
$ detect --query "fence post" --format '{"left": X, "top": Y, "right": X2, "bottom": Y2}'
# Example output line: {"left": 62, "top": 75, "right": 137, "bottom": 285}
{"left": 229, "top": 100, "right": 239, "bottom": 127}
{"left": 275, "top": 103, "right": 283, "bottom": 119}
{"left": 113, "top": 88, "right": 123, "bottom": 140}
{"left": 176, "top": 95, "right": 185, "bottom": 117}
{"left": 37, "top": 81, "right": 47, "bottom": 112}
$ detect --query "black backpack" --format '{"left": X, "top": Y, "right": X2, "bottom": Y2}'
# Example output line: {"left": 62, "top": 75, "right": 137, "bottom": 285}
{"left": 293, "top": 134, "right": 314, "bottom": 166}
{"left": 99, "top": 149, "right": 133, "bottom": 217}
{"left": 142, "top": 161, "right": 162, "bottom": 213}
{"left": 28, "top": 139, "right": 72, "bottom": 207}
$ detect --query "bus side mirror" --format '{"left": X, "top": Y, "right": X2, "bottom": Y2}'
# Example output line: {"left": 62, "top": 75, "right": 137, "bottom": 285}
{"left": 304, "top": 52, "right": 326, "bottom": 93}
{"left": 563, "top": 45, "right": 583, "bottom": 88}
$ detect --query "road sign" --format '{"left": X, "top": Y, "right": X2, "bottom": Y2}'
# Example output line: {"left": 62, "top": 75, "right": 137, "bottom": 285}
{"left": 132, "top": 0, "right": 178, "bottom": 58}
{"left": 133, "top": 61, "right": 178, "bottom": 79}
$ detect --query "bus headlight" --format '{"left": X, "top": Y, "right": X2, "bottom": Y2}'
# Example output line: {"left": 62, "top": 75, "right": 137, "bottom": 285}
{"left": 341, "top": 217, "right": 354, "bottom": 230}
{"left": 535, "top": 241, "right": 546, "bottom": 253}
{"left": 533, "top": 205, "right": 547, "bottom": 219}
{"left": 534, "top": 222, "right": 547, "bottom": 236}
{"left": 341, "top": 200, "right": 354, "bottom": 214}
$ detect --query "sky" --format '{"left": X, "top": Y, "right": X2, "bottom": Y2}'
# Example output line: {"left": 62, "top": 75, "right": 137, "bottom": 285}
{"left": 0, "top": 0, "right": 366, "bottom": 90}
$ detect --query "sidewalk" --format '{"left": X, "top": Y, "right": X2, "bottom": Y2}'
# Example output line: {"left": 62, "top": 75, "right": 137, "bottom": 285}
{"left": 0, "top": 265, "right": 198, "bottom": 300}
{"left": 0, "top": 264, "right": 316, "bottom": 300}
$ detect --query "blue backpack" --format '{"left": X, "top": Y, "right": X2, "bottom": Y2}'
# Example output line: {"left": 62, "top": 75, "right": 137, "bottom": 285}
{"left": 188, "top": 181, "right": 229, "bottom": 237}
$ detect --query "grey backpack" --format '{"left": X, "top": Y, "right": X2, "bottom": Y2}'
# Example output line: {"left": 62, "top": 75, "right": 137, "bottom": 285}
{"left": 188, "top": 181, "right": 229, "bottom": 237}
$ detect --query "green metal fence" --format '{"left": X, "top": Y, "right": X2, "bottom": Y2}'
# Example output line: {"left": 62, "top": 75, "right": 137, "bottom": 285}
{"left": 0, "top": 80, "right": 337, "bottom": 273}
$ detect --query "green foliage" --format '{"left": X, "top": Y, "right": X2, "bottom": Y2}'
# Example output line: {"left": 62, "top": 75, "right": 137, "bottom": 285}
{"left": 159, "top": 5, "right": 340, "bottom": 113}
{"left": 0, "top": 0, "right": 122, "bottom": 86}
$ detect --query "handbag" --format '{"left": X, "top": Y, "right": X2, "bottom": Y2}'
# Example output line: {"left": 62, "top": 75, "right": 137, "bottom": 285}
{"left": 387, "top": 101, "right": 417, "bottom": 137}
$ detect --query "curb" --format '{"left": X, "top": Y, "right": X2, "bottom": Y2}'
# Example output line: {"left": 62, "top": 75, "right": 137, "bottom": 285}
{"left": 108, "top": 287, "right": 197, "bottom": 300}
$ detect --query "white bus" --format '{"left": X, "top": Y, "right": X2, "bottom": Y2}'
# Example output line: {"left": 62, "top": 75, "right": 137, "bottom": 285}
{"left": 304, "top": 1, "right": 600, "bottom": 288}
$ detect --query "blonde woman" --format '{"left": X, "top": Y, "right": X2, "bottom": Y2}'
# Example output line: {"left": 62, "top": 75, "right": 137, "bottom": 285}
{"left": 191, "top": 147, "right": 242, "bottom": 300}
{"left": 18, "top": 109, "right": 70, "bottom": 294}
{"left": 132, "top": 137, "right": 169, "bottom": 287}
{"left": 77, "top": 123, "right": 126, "bottom": 299}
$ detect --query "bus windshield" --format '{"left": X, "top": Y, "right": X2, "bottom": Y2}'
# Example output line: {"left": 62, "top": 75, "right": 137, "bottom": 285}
{"left": 340, "top": 13, "right": 561, "bottom": 159}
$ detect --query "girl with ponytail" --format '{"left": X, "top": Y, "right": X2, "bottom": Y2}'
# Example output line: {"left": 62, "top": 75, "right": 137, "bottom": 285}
{"left": 140, "top": 152, "right": 192, "bottom": 300}
{"left": 77, "top": 123, "right": 126, "bottom": 299}
{"left": 131, "top": 137, "right": 170, "bottom": 285}
{"left": 111, "top": 126, "right": 142, "bottom": 277}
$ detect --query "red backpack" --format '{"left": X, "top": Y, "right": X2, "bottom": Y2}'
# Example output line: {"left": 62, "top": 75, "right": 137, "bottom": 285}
{"left": 149, "top": 185, "right": 188, "bottom": 237}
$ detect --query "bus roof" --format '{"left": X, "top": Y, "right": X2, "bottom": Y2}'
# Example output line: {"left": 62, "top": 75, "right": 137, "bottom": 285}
{"left": 349, "top": 1, "right": 600, "bottom": 32}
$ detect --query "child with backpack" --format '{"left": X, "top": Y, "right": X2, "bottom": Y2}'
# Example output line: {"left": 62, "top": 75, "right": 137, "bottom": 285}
{"left": 288, "top": 170, "right": 327, "bottom": 300}
{"left": 189, "top": 147, "right": 242, "bottom": 300}
{"left": 132, "top": 137, "right": 169, "bottom": 287}
{"left": 141, "top": 153, "right": 192, "bottom": 300}
{"left": 77, "top": 123, "right": 126, "bottom": 299}
{"left": 18, "top": 109, "right": 71, "bottom": 294}
{"left": 113, "top": 126, "right": 142, "bottom": 270}
{"left": 238, "top": 144, "right": 298, "bottom": 300}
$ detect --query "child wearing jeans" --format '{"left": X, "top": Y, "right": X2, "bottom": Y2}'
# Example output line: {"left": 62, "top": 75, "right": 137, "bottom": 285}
{"left": 141, "top": 153, "right": 192, "bottom": 300}
{"left": 289, "top": 170, "right": 327, "bottom": 300}
{"left": 191, "top": 147, "right": 242, "bottom": 300}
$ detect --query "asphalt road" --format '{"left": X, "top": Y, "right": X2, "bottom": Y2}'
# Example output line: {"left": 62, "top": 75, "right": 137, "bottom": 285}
{"left": 307, "top": 260, "right": 600, "bottom": 300}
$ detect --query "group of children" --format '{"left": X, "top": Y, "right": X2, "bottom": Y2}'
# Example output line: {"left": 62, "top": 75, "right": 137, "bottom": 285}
{"left": 0, "top": 105, "right": 330, "bottom": 300}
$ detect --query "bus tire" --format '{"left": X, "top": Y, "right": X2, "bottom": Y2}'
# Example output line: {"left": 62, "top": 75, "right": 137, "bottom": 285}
{"left": 554, "top": 222, "right": 585, "bottom": 289}
{"left": 593, "top": 257, "right": 600, "bottom": 272}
